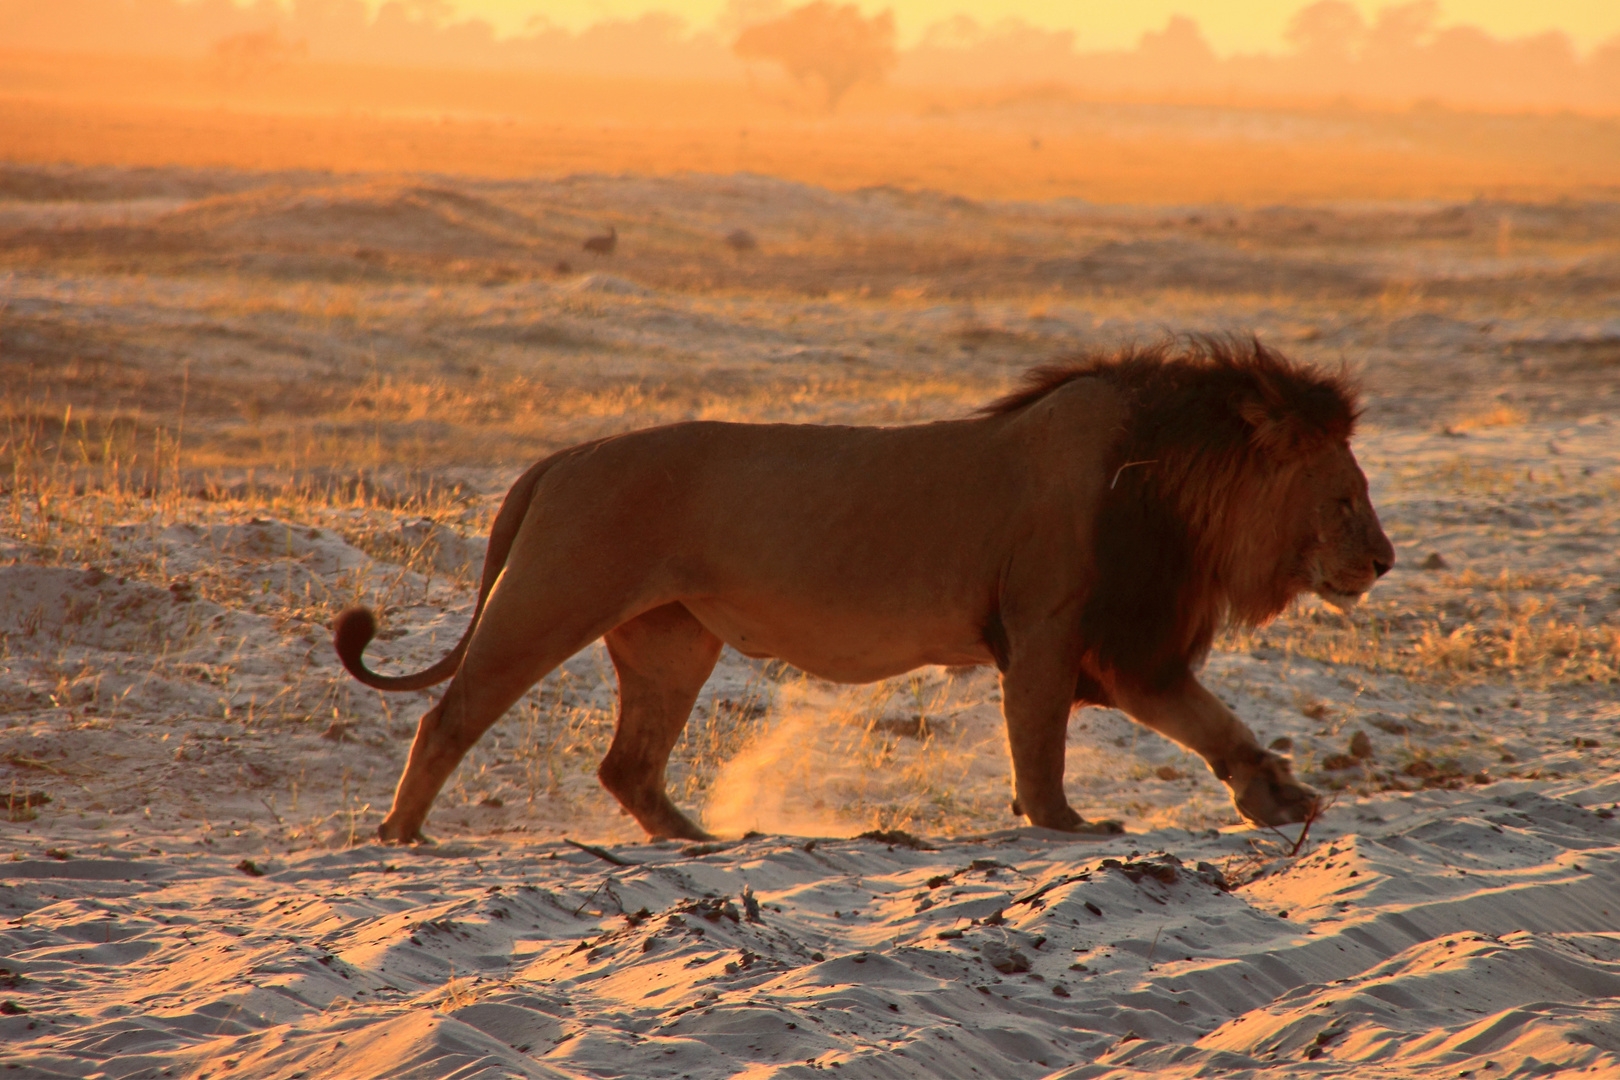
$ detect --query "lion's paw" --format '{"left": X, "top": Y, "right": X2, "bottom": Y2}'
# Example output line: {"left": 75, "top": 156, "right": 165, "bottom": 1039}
{"left": 1070, "top": 818, "right": 1126, "bottom": 836}
{"left": 1230, "top": 749, "right": 1320, "bottom": 828}
{"left": 1019, "top": 803, "right": 1126, "bottom": 835}
{"left": 377, "top": 821, "right": 434, "bottom": 845}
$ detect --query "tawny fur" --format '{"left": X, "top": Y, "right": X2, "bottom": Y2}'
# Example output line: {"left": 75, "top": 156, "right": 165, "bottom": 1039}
{"left": 336, "top": 337, "right": 1394, "bottom": 843}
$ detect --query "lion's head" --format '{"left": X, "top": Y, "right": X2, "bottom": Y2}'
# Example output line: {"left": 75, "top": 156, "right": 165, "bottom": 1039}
{"left": 1289, "top": 438, "right": 1394, "bottom": 612}
{"left": 993, "top": 337, "right": 1393, "bottom": 690}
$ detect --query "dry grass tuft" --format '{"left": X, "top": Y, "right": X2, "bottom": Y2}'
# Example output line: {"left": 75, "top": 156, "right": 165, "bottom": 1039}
{"left": 1226, "top": 556, "right": 1620, "bottom": 693}
{"left": 1448, "top": 404, "right": 1528, "bottom": 432}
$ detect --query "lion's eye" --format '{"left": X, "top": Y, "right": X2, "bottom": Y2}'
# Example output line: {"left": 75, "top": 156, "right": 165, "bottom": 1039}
{"left": 1337, "top": 497, "right": 1355, "bottom": 516}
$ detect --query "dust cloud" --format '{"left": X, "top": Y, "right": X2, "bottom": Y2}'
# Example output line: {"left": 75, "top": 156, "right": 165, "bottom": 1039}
{"left": 703, "top": 681, "right": 876, "bottom": 838}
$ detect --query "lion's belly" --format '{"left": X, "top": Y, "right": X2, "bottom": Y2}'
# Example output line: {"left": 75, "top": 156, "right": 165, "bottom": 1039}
{"left": 680, "top": 598, "right": 993, "bottom": 683}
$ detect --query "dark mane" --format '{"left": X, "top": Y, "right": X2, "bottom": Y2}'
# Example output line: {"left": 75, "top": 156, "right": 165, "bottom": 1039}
{"left": 982, "top": 337, "right": 1358, "bottom": 438}
{"left": 987, "top": 337, "right": 1361, "bottom": 699}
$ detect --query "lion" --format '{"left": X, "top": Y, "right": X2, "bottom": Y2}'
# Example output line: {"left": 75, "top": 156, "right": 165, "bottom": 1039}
{"left": 335, "top": 338, "right": 1393, "bottom": 843}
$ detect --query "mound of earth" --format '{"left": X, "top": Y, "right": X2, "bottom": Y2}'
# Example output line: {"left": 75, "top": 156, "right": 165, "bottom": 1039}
{"left": 157, "top": 182, "right": 559, "bottom": 257}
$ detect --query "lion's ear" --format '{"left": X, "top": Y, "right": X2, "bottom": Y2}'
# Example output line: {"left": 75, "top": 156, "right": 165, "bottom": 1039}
{"left": 1239, "top": 395, "right": 1313, "bottom": 458}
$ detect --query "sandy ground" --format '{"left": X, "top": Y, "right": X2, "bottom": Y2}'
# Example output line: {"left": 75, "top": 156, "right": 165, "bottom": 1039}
{"left": 2, "top": 164, "right": 1619, "bottom": 1078}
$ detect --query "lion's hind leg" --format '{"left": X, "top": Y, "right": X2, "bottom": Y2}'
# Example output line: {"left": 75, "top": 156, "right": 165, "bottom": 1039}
{"left": 601, "top": 603, "right": 723, "bottom": 841}
{"left": 377, "top": 583, "right": 630, "bottom": 845}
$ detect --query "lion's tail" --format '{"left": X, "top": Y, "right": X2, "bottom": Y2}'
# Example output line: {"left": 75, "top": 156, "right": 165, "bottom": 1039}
{"left": 332, "top": 457, "right": 553, "bottom": 693}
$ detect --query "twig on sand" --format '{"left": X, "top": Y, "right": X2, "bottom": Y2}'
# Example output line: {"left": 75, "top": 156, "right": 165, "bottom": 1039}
{"left": 259, "top": 795, "right": 284, "bottom": 826}
{"left": 571, "top": 876, "right": 627, "bottom": 917}
{"left": 1266, "top": 792, "right": 1336, "bottom": 859}
{"left": 564, "top": 837, "right": 638, "bottom": 867}
{"left": 6, "top": 753, "right": 88, "bottom": 777}
{"left": 1225, "top": 793, "right": 1340, "bottom": 888}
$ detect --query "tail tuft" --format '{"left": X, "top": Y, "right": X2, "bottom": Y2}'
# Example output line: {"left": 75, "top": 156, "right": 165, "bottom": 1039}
{"left": 329, "top": 453, "right": 552, "bottom": 695}
{"left": 333, "top": 606, "right": 380, "bottom": 680}
{"left": 331, "top": 603, "right": 463, "bottom": 692}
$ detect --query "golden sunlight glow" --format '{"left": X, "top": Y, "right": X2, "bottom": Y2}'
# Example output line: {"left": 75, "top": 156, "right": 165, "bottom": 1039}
{"left": 459, "top": 0, "right": 1620, "bottom": 51}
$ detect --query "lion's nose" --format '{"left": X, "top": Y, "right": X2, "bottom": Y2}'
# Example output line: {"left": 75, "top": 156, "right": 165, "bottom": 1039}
{"left": 1373, "top": 559, "right": 1392, "bottom": 578}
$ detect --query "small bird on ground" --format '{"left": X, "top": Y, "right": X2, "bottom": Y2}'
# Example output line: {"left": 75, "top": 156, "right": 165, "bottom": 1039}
{"left": 583, "top": 226, "right": 617, "bottom": 255}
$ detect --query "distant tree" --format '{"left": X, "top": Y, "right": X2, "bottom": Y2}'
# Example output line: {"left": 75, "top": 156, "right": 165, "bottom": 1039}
{"left": 211, "top": 27, "right": 307, "bottom": 79}
{"left": 915, "top": 14, "right": 1074, "bottom": 58}
{"left": 401, "top": 0, "right": 453, "bottom": 24}
{"left": 1593, "top": 36, "right": 1620, "bottom": 102}
{"left": 733, "top": 1, "right": 897, "bottom": 110}
{"left": 1424, "top": 26, "right": 1578, "bottom": 105}
{"left": 1365, "top": 0, "right": 1439, "bottom": 59}
{"left": 1136, "top": 15, "right": 1215, "bottom": 70}
{"left": 715, "top": 0, "right": 785, "bottom": 38}
{"left": 1285, "top": 1, "right": 1366, "bottom": 62}
{"left": 903, "top": 15, "right": 1077, "bottom": 85}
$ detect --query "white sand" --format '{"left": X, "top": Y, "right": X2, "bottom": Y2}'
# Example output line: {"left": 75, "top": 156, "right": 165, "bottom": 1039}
{"left": 4, "top": 785, "right": 1618, "bottom": 1078}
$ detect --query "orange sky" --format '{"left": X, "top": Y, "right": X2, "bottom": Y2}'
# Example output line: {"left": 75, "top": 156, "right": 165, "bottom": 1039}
{"left": 464, "top": 0, "right": 1620, "bottom": 51}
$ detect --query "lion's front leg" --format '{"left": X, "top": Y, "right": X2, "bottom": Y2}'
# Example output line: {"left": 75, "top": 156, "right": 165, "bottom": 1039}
{"left": 1112, "top": 674, "right": 1319, "bottom": 828}
{"left": 1000, "top": 643, "right": 1123, "bottom": 835}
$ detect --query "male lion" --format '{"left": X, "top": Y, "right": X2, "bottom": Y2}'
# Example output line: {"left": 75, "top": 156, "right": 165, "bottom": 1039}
{"left": 336, "top": 338, "right": 1393, "bottom": 843}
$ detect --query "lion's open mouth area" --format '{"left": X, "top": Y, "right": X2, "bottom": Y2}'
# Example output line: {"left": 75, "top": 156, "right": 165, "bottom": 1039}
{"left": 1316, "top": 587, "right": 1365, "bottom": 613}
